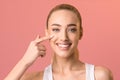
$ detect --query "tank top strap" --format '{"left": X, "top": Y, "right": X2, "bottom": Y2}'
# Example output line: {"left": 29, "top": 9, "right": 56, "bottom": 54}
{"left": 43, "top": 64, "right": 53, "bottom": 80}
{"left": 85, "top": 63, "right": 95, "bottom": 80}
{"left": 43, "top": 63, "right": 95, "bottom": 80}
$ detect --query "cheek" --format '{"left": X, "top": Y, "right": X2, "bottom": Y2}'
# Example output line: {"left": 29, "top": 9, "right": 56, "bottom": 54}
{"left": 69, "top": 33, "right": 79, "bottom": 41}
{"left": 71, "top": 36, "right": 79, "bottom": 47}
{"left": 49, "top": 34, "right": 58, "bottom": 43}
{"left": 70, "top": 36, "right": 79, "bottom": 44}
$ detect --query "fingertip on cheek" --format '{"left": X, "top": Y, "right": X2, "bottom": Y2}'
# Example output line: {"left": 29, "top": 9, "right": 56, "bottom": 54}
{"left": 49, "top": 34, "right": 57, "bottom": 41}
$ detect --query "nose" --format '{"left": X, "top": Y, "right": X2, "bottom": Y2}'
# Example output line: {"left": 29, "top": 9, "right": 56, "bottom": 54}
{"left": 60, "top": 30, "right": 69, "bottom": 41}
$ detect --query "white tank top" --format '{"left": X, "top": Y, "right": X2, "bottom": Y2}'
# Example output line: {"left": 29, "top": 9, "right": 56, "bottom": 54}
{"left": 43, "top": 63, "right": 95, "bottom": 80}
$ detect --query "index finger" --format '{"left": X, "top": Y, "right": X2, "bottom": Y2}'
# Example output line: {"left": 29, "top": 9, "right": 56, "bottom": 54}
{"left": 35, "top": 34, "right": 54, "bottom": 43}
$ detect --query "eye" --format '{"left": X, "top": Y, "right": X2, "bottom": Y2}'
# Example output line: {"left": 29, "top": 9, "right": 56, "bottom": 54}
{"left": 68, "top": 28, "right": 77, "bottom": 33}
{"left": 52, "top": 28, "right": 60, "bottom": 32}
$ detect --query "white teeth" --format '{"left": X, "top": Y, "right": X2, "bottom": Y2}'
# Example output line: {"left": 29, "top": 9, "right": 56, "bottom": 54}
{"left": 58, "top": 44, "right": 70, "bottom": 48}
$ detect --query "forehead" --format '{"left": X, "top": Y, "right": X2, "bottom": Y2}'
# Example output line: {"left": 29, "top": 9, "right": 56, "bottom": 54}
{"left": 48, "top": 10, "right": 79, "bottom": 25}
{"left": 50, "top": 9, "right": 77, "bottom": 16}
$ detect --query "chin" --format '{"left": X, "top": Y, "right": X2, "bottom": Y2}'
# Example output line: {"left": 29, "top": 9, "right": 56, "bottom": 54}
{"left": 53, "top": 49, "right": 75, "bottom": 58}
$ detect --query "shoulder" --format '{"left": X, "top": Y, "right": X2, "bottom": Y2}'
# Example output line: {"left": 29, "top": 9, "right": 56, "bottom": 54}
{"left": 94, "top": 65, "right": 113, "bottom": 80}
{"left": 20, "top": 71, "right": 44, "bottom": 80}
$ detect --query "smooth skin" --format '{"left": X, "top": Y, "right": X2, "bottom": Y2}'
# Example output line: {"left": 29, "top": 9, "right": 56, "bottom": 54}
{"left": 4, "top": 10, "right": 113, "bottom": 80}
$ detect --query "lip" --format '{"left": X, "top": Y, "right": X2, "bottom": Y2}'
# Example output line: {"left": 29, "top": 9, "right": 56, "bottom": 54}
{"left": 56, "top": 43, "right": 72, "bottom": 50}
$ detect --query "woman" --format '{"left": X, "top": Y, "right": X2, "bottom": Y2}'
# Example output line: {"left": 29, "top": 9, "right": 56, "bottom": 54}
{"left": 4, "top": 4, "right": 113, "bottom": 80}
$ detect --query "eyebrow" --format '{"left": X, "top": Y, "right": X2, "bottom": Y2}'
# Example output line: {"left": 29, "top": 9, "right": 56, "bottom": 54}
{"left": 51, "top": 24, "right": 61, "bottom": 27}
{"left": 51, "top": 23, "right": 77, "bottom": 27}
{"left": 67, "top": 24, "right": 77, "bottom": 27}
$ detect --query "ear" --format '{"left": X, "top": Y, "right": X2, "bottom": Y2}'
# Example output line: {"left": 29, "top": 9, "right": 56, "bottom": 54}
{"left": 45, "top": 28, "right": 49, "bottom": 36}
{"left": 79, "top": 28, "right": 83, "bottom": 40}
{"left": 79, "top": 35, "right": 82, "bottom": 40}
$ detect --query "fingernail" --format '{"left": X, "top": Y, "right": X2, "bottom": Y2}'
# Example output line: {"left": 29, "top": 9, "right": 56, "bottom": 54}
{"left": 36, "top": 35, "right": 39, "bottom": 39}
{"left": 50, "top": 34, "right": 54, "bottom": 38}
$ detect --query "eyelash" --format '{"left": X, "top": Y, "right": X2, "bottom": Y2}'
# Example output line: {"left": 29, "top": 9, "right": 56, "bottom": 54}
{"left": 52, "top": 28, "right": 77, "bottom": 33}
{"left": 68, "top": 28, "right": 77, "bottom": 32}
{"left": 52, "top": 28, "right": 60, "bottom": 32}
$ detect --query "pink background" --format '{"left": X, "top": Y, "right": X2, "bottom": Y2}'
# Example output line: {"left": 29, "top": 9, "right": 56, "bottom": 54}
{"left": 0, "top": 0, "right": 120, "bottom": 80}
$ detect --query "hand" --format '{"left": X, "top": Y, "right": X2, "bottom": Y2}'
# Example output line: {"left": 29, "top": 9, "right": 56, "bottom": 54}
{"left": 22, "top": 34, "right": 54, "bottom": 66}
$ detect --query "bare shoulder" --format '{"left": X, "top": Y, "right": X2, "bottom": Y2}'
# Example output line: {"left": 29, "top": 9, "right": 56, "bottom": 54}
{"left": 94, "top": 65, "right": 113, "bottom": 80}
{"left": 20, "top": 71, "right": 44, "bottom": 80}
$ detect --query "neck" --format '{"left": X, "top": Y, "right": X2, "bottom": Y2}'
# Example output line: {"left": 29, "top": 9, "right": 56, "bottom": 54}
{"left": 51, "top": 49, "right": 83, "bottom": 74}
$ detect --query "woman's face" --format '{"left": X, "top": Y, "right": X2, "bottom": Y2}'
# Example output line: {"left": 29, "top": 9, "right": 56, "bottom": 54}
{"left": 46, "top": 10, "right": 81, "bottom": 58}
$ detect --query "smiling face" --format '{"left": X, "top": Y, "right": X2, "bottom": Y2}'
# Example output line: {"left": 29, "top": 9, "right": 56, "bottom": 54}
{"left": 46, "top": 10, "right": 81, "bottom": 58}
